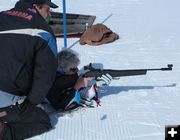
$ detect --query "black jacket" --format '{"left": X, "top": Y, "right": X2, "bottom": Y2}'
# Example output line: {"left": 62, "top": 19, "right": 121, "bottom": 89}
{"left": 0, "top": 1, "right": 58, "bottom": 104}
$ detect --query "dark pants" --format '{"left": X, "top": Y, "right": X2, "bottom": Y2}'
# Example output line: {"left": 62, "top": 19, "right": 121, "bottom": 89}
{"left": 0, "top": 104, "right": 52, "bottom": 140}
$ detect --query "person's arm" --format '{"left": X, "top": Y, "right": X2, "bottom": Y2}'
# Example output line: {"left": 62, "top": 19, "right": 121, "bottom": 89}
{"left": 28, "top": 39, "right": 58, "bottom": 105}
{"left": 73, "top": 77, "right": 92, "bottom": 91}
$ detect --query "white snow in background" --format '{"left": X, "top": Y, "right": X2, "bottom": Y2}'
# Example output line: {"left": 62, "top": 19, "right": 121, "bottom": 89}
{"left": 1, "top": 0, "right": 180, "bottom": 140}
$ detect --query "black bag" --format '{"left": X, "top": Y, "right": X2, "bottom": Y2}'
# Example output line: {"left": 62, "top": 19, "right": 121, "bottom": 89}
{"left": 0, "top": 105, "right": 52, "bottom": 140}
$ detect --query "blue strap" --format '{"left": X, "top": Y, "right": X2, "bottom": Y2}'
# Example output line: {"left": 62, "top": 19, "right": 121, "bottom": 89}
{"left": 74, "top": 91, "right": 81, "bottom": 104}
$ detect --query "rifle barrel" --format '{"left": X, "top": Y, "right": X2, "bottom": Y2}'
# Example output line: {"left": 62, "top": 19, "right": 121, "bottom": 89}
{"left": 83, "top": 69, "right": 147, "bottom": 78}
{"left": 146, "top": 64, "right": 173, "bottom": 71}
{"left": 83, "top": 64, "right": 173, "bottom": 79}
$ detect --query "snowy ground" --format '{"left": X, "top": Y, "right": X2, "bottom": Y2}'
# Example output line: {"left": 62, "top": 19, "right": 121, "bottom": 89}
{"left": 1, "top": 0, "right": 180, "bottom": 140}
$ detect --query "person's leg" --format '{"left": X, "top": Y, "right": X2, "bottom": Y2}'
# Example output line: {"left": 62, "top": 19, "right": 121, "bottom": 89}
{"left": 0, "top": 106, "right": 52, "bottom": 140}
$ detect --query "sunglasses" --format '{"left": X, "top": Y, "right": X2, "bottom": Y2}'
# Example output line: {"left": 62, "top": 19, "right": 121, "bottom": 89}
{"left": 70, "top": 67, "right": 78, "bottom": 72}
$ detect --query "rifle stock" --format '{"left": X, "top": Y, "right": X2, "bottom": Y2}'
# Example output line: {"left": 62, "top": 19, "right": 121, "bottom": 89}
{"left": 82, "top": 64, "right": 173, "bottom": 79}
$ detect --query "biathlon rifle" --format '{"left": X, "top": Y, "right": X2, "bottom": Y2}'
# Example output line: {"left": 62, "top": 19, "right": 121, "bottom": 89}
{"left": 82, "top": 63, "right": 173, "bottom": 79}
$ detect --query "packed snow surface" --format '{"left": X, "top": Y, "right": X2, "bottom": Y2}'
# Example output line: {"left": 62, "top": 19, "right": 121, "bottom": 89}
{"left": 1, "top": 0, "right": 180, "bottom": 140}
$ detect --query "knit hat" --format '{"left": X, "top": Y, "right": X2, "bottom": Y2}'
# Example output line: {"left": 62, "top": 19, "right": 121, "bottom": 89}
{"left": 57, "top": 49, "right": 80, "bottom": 73}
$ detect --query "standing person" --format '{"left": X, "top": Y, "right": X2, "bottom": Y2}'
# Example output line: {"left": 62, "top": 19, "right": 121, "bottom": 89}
{"left": 0, "top": 0, "right": 59, "bottom": 139}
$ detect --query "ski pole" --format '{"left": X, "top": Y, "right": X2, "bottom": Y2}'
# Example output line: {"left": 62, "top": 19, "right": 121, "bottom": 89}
{"left": 62, "top": 0, "right": 67, "bottom": 48}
